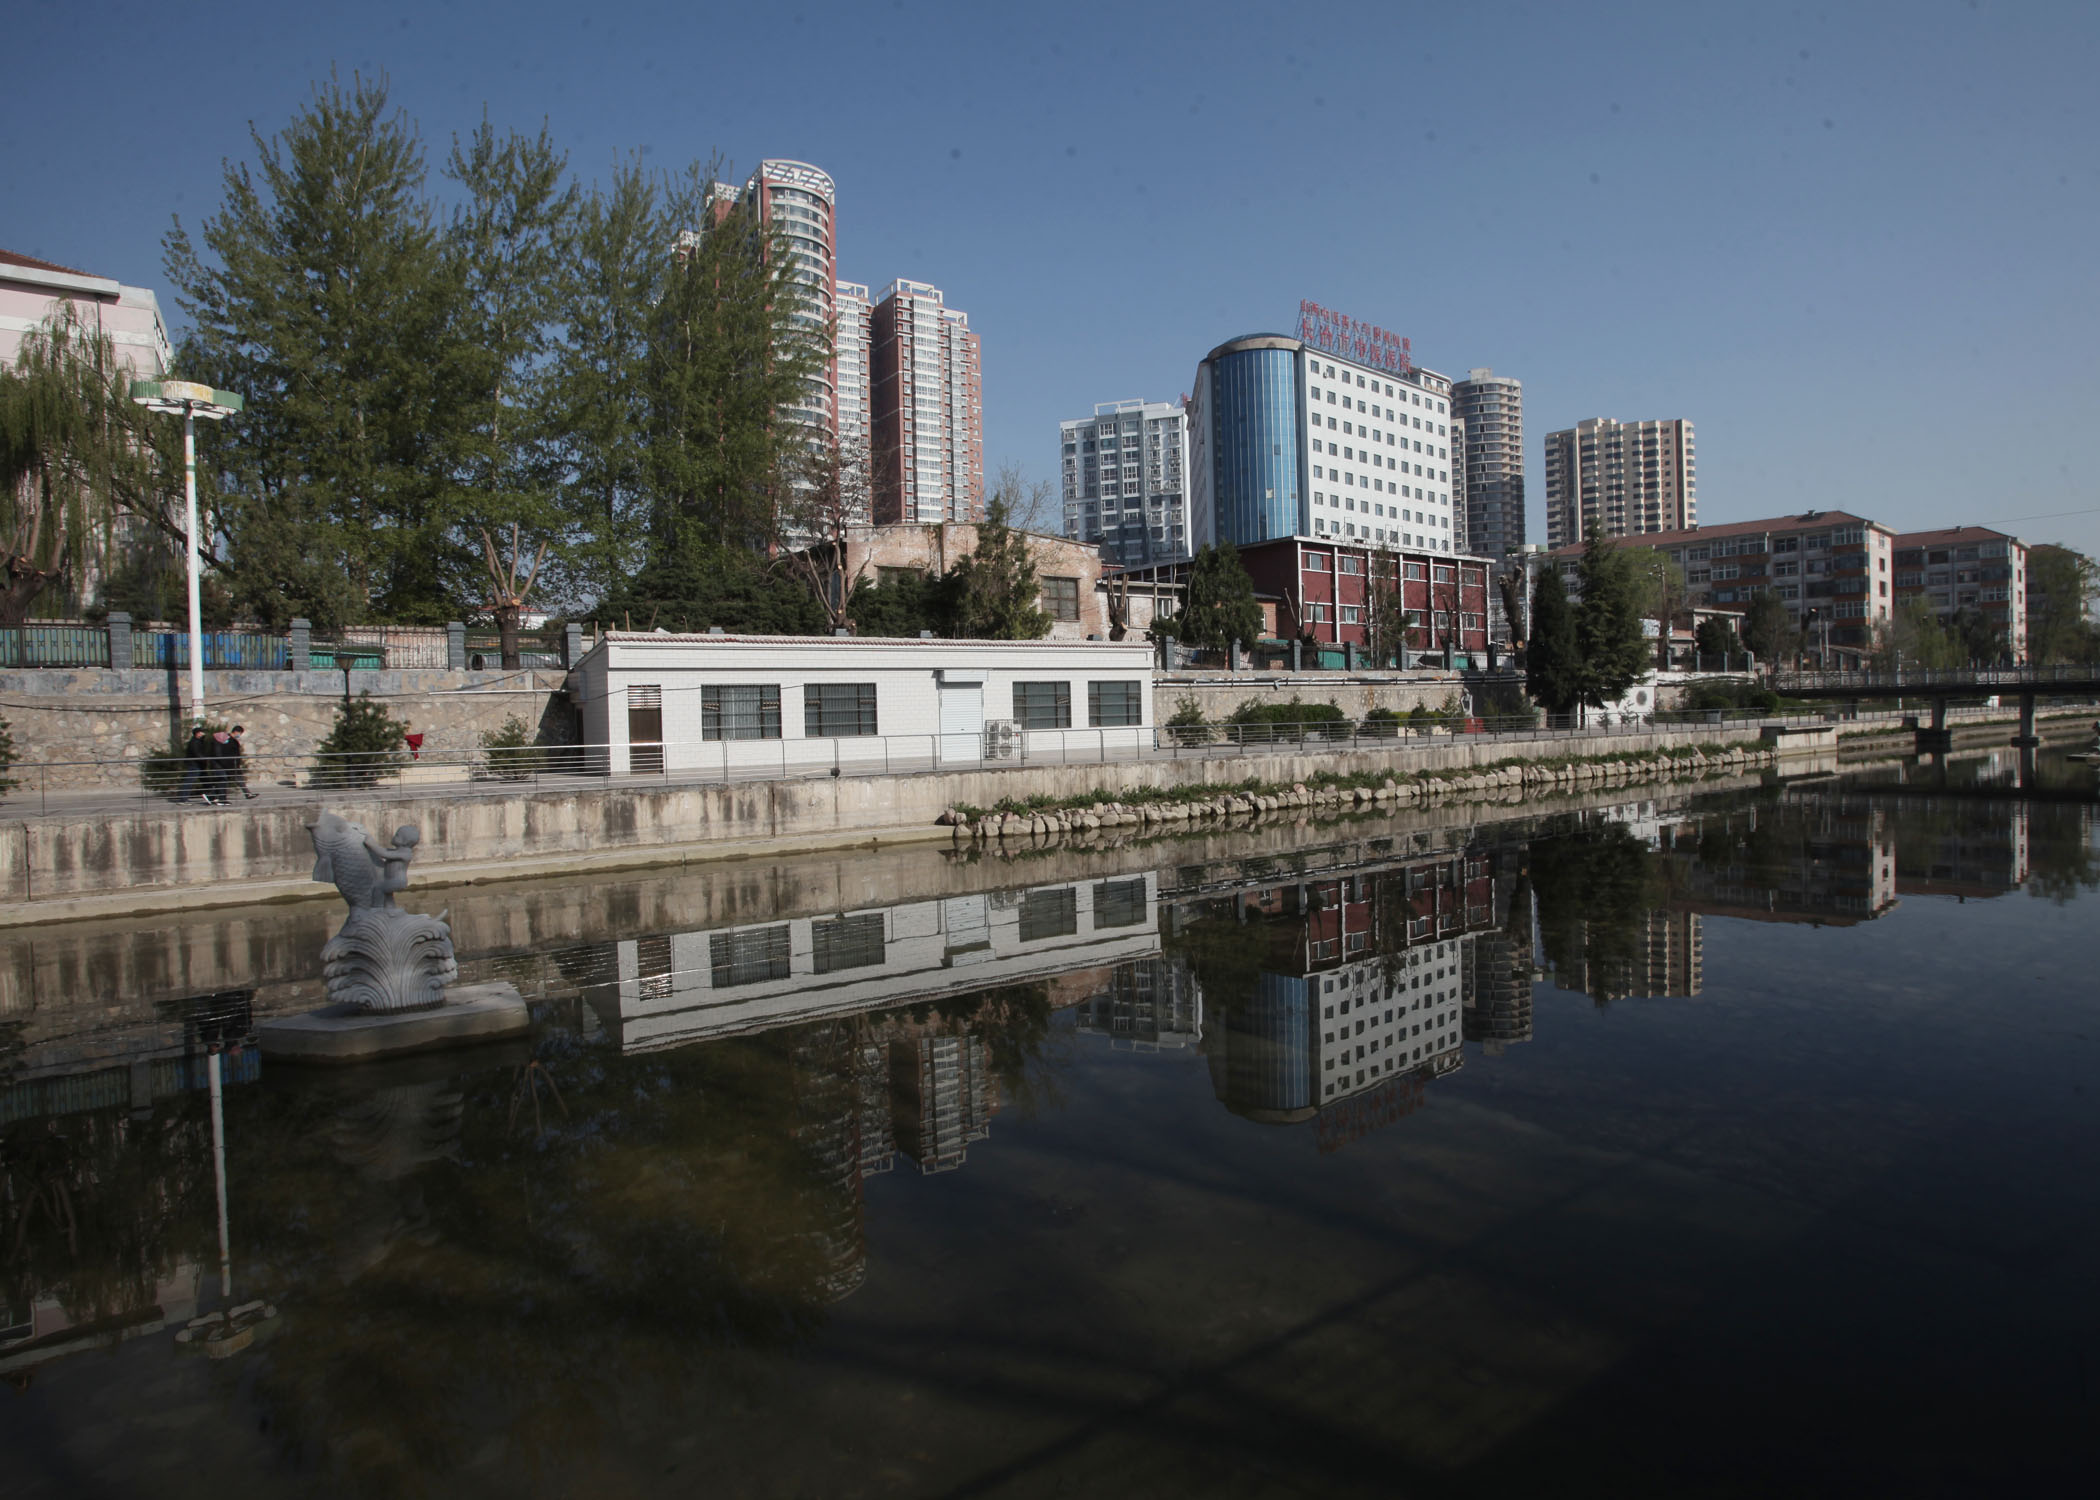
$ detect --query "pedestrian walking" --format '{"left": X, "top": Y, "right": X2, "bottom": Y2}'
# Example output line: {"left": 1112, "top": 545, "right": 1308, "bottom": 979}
{"left": 176, "top": 726, "right": 214, "bottom": 803}
{"left": 206, "top": 729, "right": 238, "bottom": 805}
{"left": 225, "top": 724, "right": 258, "bottom": 799}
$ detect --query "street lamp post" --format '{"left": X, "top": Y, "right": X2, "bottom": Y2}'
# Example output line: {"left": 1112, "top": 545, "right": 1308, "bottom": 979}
{"left": 129, "top": 380, "right": 243, "bottom": 728}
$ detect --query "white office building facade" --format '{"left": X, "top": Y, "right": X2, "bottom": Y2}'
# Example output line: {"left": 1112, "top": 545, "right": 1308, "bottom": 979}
{"left": 1187, "top": 333, "right": 1463, "bottom": 556}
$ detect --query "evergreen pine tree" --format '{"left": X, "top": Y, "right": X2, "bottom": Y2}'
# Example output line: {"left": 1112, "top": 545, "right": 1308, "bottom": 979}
{"left": 1526, "top": 565, "right": 1580, "bottom": 716}
{"left": 164, "top": 71, "right": 457, "bottom": 628}
{"left": 315, "top": 691, "right": 411, "bottom": 787}
{"left": 946, "top": 499, "right": 1051, "bottom": 639}
{"left": 1177, "top": 543, "right": 1264, "bottom": 651}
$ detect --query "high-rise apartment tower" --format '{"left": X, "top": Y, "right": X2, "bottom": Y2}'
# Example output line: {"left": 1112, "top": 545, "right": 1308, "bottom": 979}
{"left": 1451, "top": 370, "right": 1524, "bottom": 558}
{"left": 869, "top": 279, "right": 983, "bottom": 525}
{"left": 1060, "top": 399, "right": 1189, "bottom": 566}
{"left": 713, "top": 160, "right": 840, "bottom": 441}
{"left": 1543, "top": 417, "right": 1695, "bottom": 548}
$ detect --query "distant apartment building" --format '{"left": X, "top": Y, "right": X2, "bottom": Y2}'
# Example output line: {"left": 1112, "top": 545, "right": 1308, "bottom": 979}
{"left": 835, "top": 280, "right": 874, "bottom": 472}
{"left": 1892, "top": 526, "right": 2028, "bottom": 661}
{"left": 710, "top": 160, "right": 840, "bottom": 442}
{"left": 1451, "top": 369, "right": 1525, "bottom": 558}
{"left": 1546, "top": 509, "right": 1897, "bottom": 659}
{"left": 869, "top": 279, "right": 983, "bottom": 525}
{"left": 1543, "top": 417, "right": 1696, "bottom": 548}
{"left": 1059, "top": 399, "right": 1188, "bottom": 566}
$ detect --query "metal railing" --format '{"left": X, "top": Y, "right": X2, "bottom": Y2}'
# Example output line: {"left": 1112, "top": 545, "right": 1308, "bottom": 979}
{"left": 135, "top": 629, "right": 290, "bottom": 670}
{"left": 1773, "top": 665, "right": 2100, "bottom": 693}
{"left": 7, "top": 699, "right": 2092, "bottom": 818}
{"left": 0, "top": 623, "right": 110, "bottom": 669}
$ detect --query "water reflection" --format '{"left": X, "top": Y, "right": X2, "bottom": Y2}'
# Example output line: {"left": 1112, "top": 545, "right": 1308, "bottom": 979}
{"left": 0, "top": 745, "right": 2095, "bottom": 1493}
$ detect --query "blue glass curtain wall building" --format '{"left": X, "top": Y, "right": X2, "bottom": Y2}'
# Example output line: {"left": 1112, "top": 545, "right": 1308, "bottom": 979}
{"left": 1204, "top": 344, "right": 1304, "bottom": 547}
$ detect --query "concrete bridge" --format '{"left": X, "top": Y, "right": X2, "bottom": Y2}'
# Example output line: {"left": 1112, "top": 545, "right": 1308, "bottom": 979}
{"left": 1769, "top": 665, "right": 2100, "bottom": 748}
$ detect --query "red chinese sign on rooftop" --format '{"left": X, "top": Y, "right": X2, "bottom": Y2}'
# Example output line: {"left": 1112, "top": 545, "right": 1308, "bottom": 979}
{"left": 1299, "top": 300, "right": 1412, "bottom": 377}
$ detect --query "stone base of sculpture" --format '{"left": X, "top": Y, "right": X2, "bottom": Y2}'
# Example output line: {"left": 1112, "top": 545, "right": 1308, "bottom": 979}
{"left": 257, "top": 981, "right": 529, "bottom": 1064}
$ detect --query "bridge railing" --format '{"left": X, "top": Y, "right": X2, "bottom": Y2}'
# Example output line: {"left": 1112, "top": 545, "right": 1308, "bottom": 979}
{"left": 1772, "top": 665, "right": 2100, "bottom": 694}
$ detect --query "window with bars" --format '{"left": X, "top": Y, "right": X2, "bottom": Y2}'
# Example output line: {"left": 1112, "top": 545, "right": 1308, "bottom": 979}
{"left": 1040, "top": 576, "right": 1081, "bottom": 621}
{"left": 1013, "top": 681, "right": 1071, "bottom": 729}
{"left": 804, "top": 682, "right": 878, "bottom": 738}
{"left": 1019, "top": 887, "right": 1079, "bottom": 941}
{"left": 709, "top": 925, "right": 791, "bottom": 987}
{"left": 703, "top": 685, "right": 781, "bottom": 740}
{"left": 1093, "top": 878, "right": 1147, "bottom": 929}
{"left": 1088, "top": 680, "right": 1141, "bottom": 727}
{"left": 812, "top": 913, "right": 886, "bottom": 974}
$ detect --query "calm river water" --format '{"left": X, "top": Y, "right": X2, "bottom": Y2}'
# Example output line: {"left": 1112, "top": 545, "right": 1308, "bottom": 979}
{"left": 3, "top": 743, "right": 2097, "bottom": 1498}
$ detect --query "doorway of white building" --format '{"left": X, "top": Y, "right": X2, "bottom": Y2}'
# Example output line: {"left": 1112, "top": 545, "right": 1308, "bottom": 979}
{"left": 938, "top": 677, "right": 984, "bottom": 764}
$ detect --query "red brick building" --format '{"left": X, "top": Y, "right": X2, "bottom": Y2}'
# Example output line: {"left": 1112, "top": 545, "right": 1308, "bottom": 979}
{"left": 1234, "top": 537, "right": 1491, "bottom": 660}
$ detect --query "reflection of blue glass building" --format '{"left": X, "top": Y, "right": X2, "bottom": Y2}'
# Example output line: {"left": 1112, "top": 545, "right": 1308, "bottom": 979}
{"left": 1190, "top": 336, "right": 1305, "bottom": 549}
{"left": 1206, "top": 972, "right": 1317, "bottom": 1124}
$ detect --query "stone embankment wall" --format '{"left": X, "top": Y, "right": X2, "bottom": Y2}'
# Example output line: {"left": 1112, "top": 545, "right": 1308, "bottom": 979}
{"left": 1158, "top": 669, "right": 1473, "bottom": 723}
{"left": 0, "top": 722, "right": 1774, "bottom": 918}
{"left": 0, "top": 667, "right": 574, "bottom": 789}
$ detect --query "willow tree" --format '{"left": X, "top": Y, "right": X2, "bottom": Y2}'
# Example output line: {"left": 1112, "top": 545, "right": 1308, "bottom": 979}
{"left": 0, "top": 306, "right": 170, "bottom": 625}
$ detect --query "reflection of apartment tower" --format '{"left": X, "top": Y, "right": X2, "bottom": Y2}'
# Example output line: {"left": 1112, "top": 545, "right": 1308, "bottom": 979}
{"left": 1544, "top": 417, "right": 1695, "bottom": 549}
{"left": 1461, "top": 928, "right": 1534, "bottom": 1054}
{"left": 1075, "top": 957, "right": 1203, "bottom": 1049}
{"left": 888, "top": 1034, "right": 995, "bottom": 1174}
{"left": 855, "top": 1040, "right": 896, "bottom": 1177}
{"left": 1451, "top": 370, "right": 1525, "bottom": 559}
{"left": 1642, "top": 910, "right": 1703, "bottom": 997}
{"left": 870, "top": 279, "right": 984, "bottom": 524}
{"left": 790, "top": 1022, "right": 870, "bottom": 1304}
{"left": 1551, "top": 911, "right": 1703, "bottom": 1002}
{"left": 714, "top": 161, "right": 840, "bottom": 442}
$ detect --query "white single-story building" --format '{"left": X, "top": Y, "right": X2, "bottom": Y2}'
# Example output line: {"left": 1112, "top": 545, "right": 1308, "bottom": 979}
{"left": 569, "top": 633, "right": 1158, "bottom": 775}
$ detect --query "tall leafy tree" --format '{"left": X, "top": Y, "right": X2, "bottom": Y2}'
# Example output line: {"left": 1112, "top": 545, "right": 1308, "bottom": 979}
{"left": 1742, "top": 588, "right": 1798, "bottom": 667}
{"left": 1526, "top": 563, "right": 1580, "bottom": 715}
{"left": 639, "top": 183, "right": 828, "bottom": 567}
{"left": 2025, "top": 544, "right": 2099, "bottom": 665}
{"left": 946, "top": 497, "right": 1051, "bottom": 639}
{"left": 1176, "top": 542, "right": 1263, "bottom": 650}
{"left": 0, "top": 307, "right": 171, "bottom": 624}
{"left": 1573, "top": 532, "right": 1650, "bottom": 711}
{"left": 550, "top": 159, "right": 697, "bottom": 603}
{"left": 164, "top": 71, "right": 456, "bottom": 629}
{"left": 441, "top": 116, "right": 577, "bottom": 624}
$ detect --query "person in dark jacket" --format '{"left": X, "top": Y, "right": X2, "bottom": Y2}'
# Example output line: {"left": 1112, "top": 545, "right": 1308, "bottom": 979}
{"left": 209, "top": 728, "right": 241, "bottom": 803}
{"left": 225, "top": 724, "right": 257, "bottom": 798}
{"left": 176, "top": 726, "right": 215, "bottom": 803}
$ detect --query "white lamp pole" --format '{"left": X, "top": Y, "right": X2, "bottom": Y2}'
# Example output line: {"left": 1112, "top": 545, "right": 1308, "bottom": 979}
{"left": 130, "top": 380, "right": 243, "bottom": 727}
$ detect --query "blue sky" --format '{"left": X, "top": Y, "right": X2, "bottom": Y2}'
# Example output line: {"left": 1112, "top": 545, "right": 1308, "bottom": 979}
{"left": 7, "top": 0, "right": 2097, "bottom": 556}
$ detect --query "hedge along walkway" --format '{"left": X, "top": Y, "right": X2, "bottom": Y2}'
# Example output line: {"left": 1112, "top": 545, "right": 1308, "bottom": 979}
{"left": 943, "top": 740, "right": 1779, "bottom": 844}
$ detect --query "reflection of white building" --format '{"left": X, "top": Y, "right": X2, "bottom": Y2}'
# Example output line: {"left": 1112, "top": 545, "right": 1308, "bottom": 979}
{"left": 1075, "top": 957, "right": 1204, "bottom": 1050}
{"left": 589, "top": 875, "right": 1162, "bottom": 1053}
{"left": 570, "top": 634, "right": 1155, "bottom": 775}
{"left": 1314, "top": 939, "right": 1468, "bottom": 1106}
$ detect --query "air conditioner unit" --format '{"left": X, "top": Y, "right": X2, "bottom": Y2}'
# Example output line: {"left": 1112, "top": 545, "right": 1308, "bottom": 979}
{"left": 984, "top": 718, "right": 1019, "bottom": 760}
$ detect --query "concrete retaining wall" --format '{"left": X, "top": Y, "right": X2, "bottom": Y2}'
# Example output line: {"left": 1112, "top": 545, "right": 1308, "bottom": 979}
{"left": 1, "top": 724, "right": 1770, "bottom": 917}
{"left": 0, "top": 667, "right": 574, "bottom": 789}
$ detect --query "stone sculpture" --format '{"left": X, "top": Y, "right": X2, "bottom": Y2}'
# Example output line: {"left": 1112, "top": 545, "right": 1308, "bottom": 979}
{"left": 309, "top": 811, "right": 459, "bottom": 1014}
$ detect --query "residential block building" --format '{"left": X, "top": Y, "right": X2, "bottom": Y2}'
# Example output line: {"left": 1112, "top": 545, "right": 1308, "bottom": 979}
{"left": 869, "top": 279, "right": 983, "bottom": 525}
{"left": 1544, "top": 417, "right": 1696, "bottom": 548}
{"left": 711, "top": 161, "right": 840, "bottom": 442}
{"left": 1892, "top": 526, "right": 2028, "bottom": 661}
{"left": 1451, "top": 369, "right": 1525, "bottom": 558}
{"left": 1059, "top": 399, "right": 1188, "bottom": 567}
{"left": 1546, "top": 509, "right": 1896, "bottom": 659}
{"left": 835, "top": 280, "right": 874, "bottom": 472}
